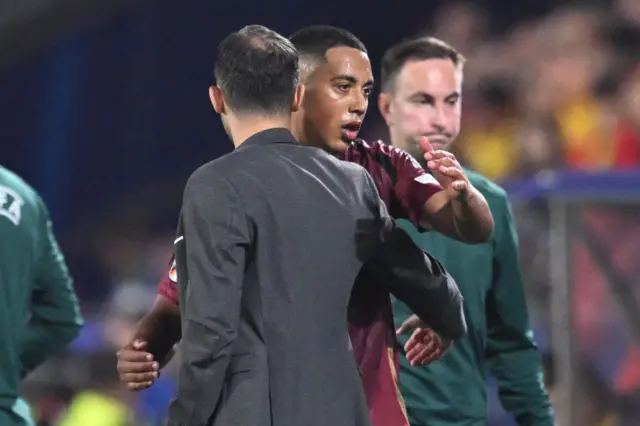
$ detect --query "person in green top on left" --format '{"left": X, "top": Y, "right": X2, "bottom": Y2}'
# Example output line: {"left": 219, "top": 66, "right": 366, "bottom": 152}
{"left": 0, "top": 166, "right": 83, "bottom": 426}
{"left": 377, "top": 37, "right": 554, "bottom": 426}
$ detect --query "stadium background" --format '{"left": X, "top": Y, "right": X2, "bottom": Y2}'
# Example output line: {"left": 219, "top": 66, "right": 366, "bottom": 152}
{"left": 1, "top": 0, "right": 639, "bottom": 424}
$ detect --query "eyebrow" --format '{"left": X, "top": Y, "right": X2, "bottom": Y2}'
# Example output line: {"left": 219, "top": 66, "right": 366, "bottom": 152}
{"left": 410, "top": 91, "right": 460, "bottom": 100}
{"left": 331, "top": 74, "right": 375, "bottom": 86}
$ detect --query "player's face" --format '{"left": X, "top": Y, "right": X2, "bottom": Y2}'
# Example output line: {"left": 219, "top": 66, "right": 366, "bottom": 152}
{"left": 294, "top": 46, "right": 374, "bottom": 154}
{"left": 379, "top": 59, "right": 462, "bottom": 158}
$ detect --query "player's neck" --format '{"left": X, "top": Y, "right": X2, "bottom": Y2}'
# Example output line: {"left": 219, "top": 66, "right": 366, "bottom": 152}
{"left": 231, "top": 116, "right": 292, "bottom": 148}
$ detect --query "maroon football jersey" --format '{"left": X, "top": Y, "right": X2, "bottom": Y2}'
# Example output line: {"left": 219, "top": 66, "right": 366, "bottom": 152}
{"left": 157, "top": 139, "right": 442, "bottom": 426}
{"left": 341, "top": 140, "right": 441, "bottom": 426}
{"left": 157, "top": 259, "right": 177, "bottom": 302}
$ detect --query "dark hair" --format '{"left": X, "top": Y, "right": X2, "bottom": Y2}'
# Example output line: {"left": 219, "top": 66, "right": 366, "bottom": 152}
{"left": 289, "top": 25, "right": 367, "bottom": 65}
{"left": 214, "top": 25, "right": 299, "bottom": 116}
{"left": 380, "top": 37, "right": 465, "bottom": 92}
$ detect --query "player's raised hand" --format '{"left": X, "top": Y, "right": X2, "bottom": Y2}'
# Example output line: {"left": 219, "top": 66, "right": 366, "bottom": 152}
{"left": 396, "top": 315, "right": 451, "bottom": 366}
{"left": 418, "top": 136, "right": 469, "bottom": 199}
{"left": 116, "top": 339, "right": 160, "bottom": 391}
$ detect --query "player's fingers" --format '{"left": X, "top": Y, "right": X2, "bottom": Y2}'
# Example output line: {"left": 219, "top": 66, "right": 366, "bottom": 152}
{"left": 419, "top": 136, "right": 433, "bottom": 154}
{"left": 404, "top": 329, "right": 425, "bottom": 352}
{"left": 444, "top": 180, "right": 468, "bottom": 193}
{"left": 411, "top": 347, "right": 442, "bottom": 366}
{"left": 406, "top": 338, "right": 437, "bottom": 361}
{"left": 428, "top": 159, "right": 459, "bottom": 174}
{"left": 121, "top": 371, "right": 159, "bottom": 383}
{"left": 429, "top": 150, "right": 455, "bottom": 160}
{"left": 432, "top": 157, "right": 452, "bottom": 167}
{"left": 437, "top": 164, "right": 463, "bottom": 177}
{"left": 117, "top": 360, "right": 159, "bottom": 374}
{"left": 132, "top": 340, "right": 148, "bottom": 351}
{"left": 404, "top": 336, "right": 416, "bottom": 352}
{"left": 408, "top": 341, "right": 440, "bottom": 365}
{"left": 407, "top": 337, "right": 437, "bottom": 357}
{"left": 452, "top": 180, "right": 467, "bottom": 191}
{"left": 408, "top": 350, "right": 436, "bottom": 366}
{"left": 117, "top": 349, "right": 154, "bottom": 363}
{"left": 126, "top": 381, "right": 154, "bottom": 391}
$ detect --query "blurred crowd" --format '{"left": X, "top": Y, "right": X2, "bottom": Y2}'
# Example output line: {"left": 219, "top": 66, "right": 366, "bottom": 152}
{"left": 430, "top": 0, "right": 640, "bottom": 182}
{"left": 19, "top": 1, "right": 640, "bottom": 425}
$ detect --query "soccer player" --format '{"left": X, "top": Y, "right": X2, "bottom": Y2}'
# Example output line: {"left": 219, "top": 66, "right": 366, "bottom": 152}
{"left": 0, "top": 166, "right": 83, "bottom": 426}
{"left": 378, "top": 36, "right": 554, "bottom": 426}
{"left": 117, "top": 27, "right": 493, "bottom": 426}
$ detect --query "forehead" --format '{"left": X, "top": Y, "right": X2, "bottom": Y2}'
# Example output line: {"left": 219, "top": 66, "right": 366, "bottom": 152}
{"left": 322, "top": 46, "right": 373, "bottom": 80}
{"left": 395, "top": 58, "right": 462, "bottom": 96}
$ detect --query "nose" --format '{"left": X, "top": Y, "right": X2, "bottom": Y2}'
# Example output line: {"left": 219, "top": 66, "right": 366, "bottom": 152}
{"left": 349, "top": 91, "right": 367, "bottom": 117}
{"left": 430, "top": 106, "right": 447, "bottom": 132}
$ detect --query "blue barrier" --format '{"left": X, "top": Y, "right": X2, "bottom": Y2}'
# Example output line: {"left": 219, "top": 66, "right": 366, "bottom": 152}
{"left": 501, "top": 170, "right": 640, "bottom": 201}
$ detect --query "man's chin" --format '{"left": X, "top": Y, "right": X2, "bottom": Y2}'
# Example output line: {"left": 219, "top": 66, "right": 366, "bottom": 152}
{"left": 331, "top": 138, "right": 351, "bottom": 153}
{"left": 428, "top": 139, "right": 450, "bottom": 151}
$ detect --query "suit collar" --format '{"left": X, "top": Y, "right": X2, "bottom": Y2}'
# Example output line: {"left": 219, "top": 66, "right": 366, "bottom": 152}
{"left": 239, "top": 128, "right": 297, "bottom": 149}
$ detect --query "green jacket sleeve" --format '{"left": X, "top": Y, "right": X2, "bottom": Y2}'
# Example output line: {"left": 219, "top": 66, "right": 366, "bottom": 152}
{"left": 485, "top": 193, "right": 554, "bottom": 426}
{"left": 20, "top": 198, "right": 83, "bottom": 375}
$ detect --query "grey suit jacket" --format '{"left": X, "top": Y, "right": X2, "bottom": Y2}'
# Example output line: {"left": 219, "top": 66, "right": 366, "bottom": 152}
{"left": 167, "top": 128, "right": 465, "bottom": 426}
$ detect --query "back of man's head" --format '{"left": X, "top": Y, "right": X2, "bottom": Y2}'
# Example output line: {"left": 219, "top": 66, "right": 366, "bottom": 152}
{"left": 289, "top": 25, "right": 367, "bottom": 77}
{"left": 215, "top": 25, "right": 299, "bottom": 116}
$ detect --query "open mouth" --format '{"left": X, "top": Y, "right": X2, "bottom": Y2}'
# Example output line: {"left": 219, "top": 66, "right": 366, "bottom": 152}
{"left": 340, "top": 122, "right": 362, "bottom": 141}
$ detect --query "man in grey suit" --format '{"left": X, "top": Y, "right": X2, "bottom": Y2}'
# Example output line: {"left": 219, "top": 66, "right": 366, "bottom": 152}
{"left": 166, "top": 25, "right": 466, "bottom": 426}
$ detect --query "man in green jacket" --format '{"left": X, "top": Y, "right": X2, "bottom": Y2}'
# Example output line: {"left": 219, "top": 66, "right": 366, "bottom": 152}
{"left": 0, "top": 166, "right": 83, "bottom": 425}
{"left": 377, "top": 37, "right": 554, "bottom": 425}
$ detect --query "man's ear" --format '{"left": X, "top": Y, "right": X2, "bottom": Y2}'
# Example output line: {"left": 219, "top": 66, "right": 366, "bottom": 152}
{"left": 291, "top": 83, "right": 305, "bottom": 113}
{"left": 378, "top": 92, "right": 394, "bottom": 126}
{"left": 209, "top": 85, "right": 226, "bottom": 114}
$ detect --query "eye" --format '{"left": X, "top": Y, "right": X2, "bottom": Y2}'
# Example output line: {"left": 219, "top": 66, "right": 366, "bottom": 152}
{"left": 363, "top": 87, "right": 373, "bottom": 97}
{"left": 336, "top": 84, "right": 350, "bottom": 93}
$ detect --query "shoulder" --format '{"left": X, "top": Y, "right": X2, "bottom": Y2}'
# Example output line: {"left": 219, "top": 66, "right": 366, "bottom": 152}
{"left": 0, "top": 166, "right": 44, "bottom": 219}
{"left": 347, "top": 139, "right": 423, "bottom": 176}
{"left": 181, "top": 158, "right": 246, "bottom": 212}
{"left": 330, "top": 156, "right": 373, "bottom": 191}
{"left": 0, "top": 166, "right": 40, "bottom": 201}
{"left": 348, "top": 139, "right": 412, "bottom": 162}
{"left": 185, "top": 156, "right": 236, "bottom": 190}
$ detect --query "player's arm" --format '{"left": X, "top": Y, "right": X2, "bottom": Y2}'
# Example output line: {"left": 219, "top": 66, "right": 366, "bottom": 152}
{"left": 139, "top": 294, "right": 182, "bottom": 367}
{"left": 485, "top": 193, "right": 554, "bottom": 425}
{"left": 390, "top": 142, "right": 493, "bottom": 244}
{"left": 20, "top": 199, "right": 83, "bottom": 376}
{"left": 422, "top": 183, "right": 493, "bottom": 244}
{"left": 167, "top": 171, "right": 251, "bottom": 426}
{"left": 361, "top": 171, "right": 466, "bottom": 341}
{"left": 117, "top": 259, "right": 182, "bottom": 390}
{"left": 132, "top": 264, "right": 182, "bottom": 368}
{"left": 421, "top": 165, "right": 493, "bottom": 244}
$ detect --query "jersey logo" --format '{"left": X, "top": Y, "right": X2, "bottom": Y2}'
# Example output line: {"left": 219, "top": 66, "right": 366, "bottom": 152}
{"left": 414, "top": 173, "right": 439, "bottom": 186}
{"left": 0, "top": 185, "right": 24, "bottom": 226}
{"left": 169, "top": 260, "right": 178, "bottom": 283}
